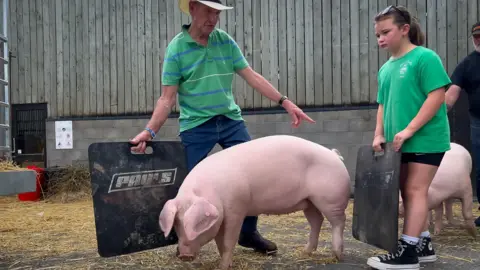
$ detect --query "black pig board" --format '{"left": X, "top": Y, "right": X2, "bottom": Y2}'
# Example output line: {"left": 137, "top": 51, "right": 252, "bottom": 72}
{"left": 88, "top": 141, "right": 188, "bottom": 257}
{"left": 352, "top": 142, "right": 402, "bottom": 254}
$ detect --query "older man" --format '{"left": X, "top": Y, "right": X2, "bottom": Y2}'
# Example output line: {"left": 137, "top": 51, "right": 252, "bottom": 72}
{"left": 130, "top": 0, "right": 315, "bottom": 255}
{"left": 445, "top": 21, "right": 480, "bottom": 226}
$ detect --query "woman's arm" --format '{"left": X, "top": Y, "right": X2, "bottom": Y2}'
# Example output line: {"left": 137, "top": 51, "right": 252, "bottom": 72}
{"left": 405, "top": 88, "right": 446, "bottom": 133}
{"left": 405, "top": 50, "right": 451, "bottom": 134}
{"left": 375, "top": 104, "right": 384, "bottom": 137}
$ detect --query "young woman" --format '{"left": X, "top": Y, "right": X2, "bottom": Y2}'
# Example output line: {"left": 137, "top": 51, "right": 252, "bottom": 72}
{"left": 368, "top": 5, "right": 452, "bottom": 270}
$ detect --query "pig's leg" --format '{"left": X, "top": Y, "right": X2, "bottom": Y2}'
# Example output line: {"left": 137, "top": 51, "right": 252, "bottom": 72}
{"left": 426, "top": 210, "right": 433, "bottom": 230}
{"left": 214, "top": 224, "right": 226, "bottom": 256}
{"left": 309, "top": 198, "right": 345, "bottom": 261}
{"left": 433, "top": 203, "right": 444, "bottom": 235}
{"left": 427, "top": 210, "right": 433, "bottom": 227}
{"left": 303, "top": 202, "right": 324, "bottom": 254}
{"left": 325, "top": 210, "right": 345, "bottom": 261}
{"left": 445, "top": 198, "right": 460, "bottom": 226}
{"left": 427, "top": 192, "right": 443, "bottom": 235}
{"left": 460, "top": 188, "right": 477, "bottom": 239}
{"left": 214, "top": 216, "right": 244, "bottom": 270}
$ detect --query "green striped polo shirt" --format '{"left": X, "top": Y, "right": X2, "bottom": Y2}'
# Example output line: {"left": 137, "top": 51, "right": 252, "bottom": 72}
{"left": 161, "top": 24, "right": 250, "bottom": 133}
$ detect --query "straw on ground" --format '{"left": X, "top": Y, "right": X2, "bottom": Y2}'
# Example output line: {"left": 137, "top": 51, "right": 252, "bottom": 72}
{"left": 1, "top": 195, "right": 478, "bottom": 269}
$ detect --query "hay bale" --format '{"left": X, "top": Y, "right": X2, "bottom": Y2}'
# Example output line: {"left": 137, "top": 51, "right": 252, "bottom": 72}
{"left": 44, "top": 165, "right": 92, "bottom": 203}
{"left": 0, "top": 160, "right": 30, "bottom": 172}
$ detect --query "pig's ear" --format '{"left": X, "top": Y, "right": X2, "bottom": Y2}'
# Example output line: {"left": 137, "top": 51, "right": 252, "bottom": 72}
{"left": 159, "top": 199, "right": 178, "bottom": 238}
{"left": 183, "top": 198, "right": 220, "bottom": 242}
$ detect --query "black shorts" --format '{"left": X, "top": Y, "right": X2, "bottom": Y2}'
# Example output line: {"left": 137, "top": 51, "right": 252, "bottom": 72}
{"left": 401, "top": 152, "right": 445, "bottom": 167}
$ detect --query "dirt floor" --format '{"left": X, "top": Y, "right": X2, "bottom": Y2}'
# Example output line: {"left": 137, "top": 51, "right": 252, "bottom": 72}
{"left": 1, "top": 196, "right": 479, "bottom": 270}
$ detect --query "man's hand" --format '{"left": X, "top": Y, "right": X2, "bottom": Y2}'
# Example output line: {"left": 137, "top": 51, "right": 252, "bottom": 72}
{"left": 130, "top": 130, "right": 152, "bottom": 153}
{"left": 282, "top": 100, "right": 316, "bottom": 128}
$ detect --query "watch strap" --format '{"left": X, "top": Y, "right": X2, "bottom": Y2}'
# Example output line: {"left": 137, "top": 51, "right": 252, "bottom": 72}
{"left": 145, "top": 127, "right": 156, "bottom": 139}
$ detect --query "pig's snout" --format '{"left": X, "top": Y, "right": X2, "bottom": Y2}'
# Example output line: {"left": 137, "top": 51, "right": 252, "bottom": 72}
{"left": 176, "top": 245, "right": 197, "bottom": 261}
{"left": 178, "top": 254, "right": 196, "bottom": 262}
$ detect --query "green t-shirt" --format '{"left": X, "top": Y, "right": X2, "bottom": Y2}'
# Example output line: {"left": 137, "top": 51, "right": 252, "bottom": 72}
{"left": 377, "top": 46, "right": 451, "bottom": 153}
{"left": 161, "top": 25, "right": 250, "bottom": 133}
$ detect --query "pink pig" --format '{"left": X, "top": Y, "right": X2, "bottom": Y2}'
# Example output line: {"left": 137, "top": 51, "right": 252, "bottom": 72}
{"left": 158, "top": 135, "right": 351, "bottom": 269}
{"left": 399, "top": 143, "right": 476, "bottom": 238}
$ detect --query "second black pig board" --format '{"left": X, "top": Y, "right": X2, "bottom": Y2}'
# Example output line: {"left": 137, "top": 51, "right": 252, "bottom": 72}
{"left": 352, "top": 142, "right": 402, "bottom": 253}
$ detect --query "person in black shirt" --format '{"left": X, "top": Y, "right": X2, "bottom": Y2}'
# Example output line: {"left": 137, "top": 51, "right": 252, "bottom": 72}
{"left": 445, "top": 21, "right": 480, "bottom": 227}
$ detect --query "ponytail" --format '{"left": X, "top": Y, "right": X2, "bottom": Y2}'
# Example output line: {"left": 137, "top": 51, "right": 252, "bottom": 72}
{"left": 408, "top": 17, "right": 425, "bottom": 46}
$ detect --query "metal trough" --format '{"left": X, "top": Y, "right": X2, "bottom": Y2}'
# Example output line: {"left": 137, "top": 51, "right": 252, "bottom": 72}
{"left": 0, "top": 170, "right": 37, "bottom": 196}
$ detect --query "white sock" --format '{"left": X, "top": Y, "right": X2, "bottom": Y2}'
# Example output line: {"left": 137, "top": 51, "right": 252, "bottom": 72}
{"left": 420, "top": 231, "right": 430, "bottom": 238}
{"left": 401, "top": 234, "right": 419, "bottom": 245}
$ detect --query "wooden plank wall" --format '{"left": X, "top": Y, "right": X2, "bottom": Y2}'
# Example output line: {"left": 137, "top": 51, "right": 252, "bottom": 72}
{"left": 7, "top": 0, "right": 480, "bottom": 118}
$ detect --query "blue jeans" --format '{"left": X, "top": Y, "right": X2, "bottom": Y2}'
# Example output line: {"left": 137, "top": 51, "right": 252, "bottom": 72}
{"left": 471, "top": 116, "right": 480, "bottom": 203}
{"left": 179, "top": 115, "right": 257, "bottom": 233}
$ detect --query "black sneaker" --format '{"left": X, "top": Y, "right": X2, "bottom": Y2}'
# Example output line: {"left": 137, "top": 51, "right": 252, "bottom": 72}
{"left": 367, "top": 239, "right": 420, "bottom": 269}
{"left": 475, "top": 216, "right": 480, "bottom": 227}
{"left": 416, "top": 236, "right": 437, "bottom": 263}
{"left": 238, "top": 231, "right": 278, "bottom": 255}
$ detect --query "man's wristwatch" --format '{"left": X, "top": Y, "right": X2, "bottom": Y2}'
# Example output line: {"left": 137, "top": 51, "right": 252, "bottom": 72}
{"left": 278, "top": 96, "right": 288, "bottom": 105}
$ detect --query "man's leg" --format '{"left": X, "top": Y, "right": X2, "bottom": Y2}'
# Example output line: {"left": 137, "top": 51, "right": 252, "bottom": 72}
{"left": 179, "top": 119, "right": 219, "bottom": 172}
{"left": 470, "top": 117, "right": 480, "bottom": 226}
{"left": 217, "top": 116, "right": 277, "bottom": 254}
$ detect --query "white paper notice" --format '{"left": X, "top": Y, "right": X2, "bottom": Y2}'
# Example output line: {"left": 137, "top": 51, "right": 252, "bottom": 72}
{"left": 55, "top": 121, "right": 73, "bottom": 149}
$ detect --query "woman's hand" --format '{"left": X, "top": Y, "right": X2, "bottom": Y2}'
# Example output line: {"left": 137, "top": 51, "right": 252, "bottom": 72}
{"left": 393, "top": 128, "right": 415, "bottom": 152}
{"left": 372, "top": 134, "right": 386, "bottom": 152}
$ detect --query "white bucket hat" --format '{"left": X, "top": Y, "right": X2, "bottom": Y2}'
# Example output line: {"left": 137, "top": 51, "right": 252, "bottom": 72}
{"left": 179, "top": 0, "right": 233, "bottom": 15}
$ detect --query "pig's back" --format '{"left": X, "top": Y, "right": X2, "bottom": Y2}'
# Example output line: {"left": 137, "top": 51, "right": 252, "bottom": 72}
{"left": 198, "top": 135, "right": 333, "bottom": 173}
{"left": 432, "top": 143, "right": 472, "bottom": 193}
{"left": 437, "top": 143, "right": 472, "bottom": 177}
{"left": 186, "top": 135, "right": 348, "bottom": 212}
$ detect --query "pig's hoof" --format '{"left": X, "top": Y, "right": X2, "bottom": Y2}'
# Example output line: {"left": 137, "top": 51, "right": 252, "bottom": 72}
{"left": 302, "top": 250, "right": 313, "bottom": 256}
{"left": 332, "top": 252, "right": 343, "bottom": 262}
{"left": 465, "top": 225, "right": 477, "bottom": 239}
{"left": 303, "top": 244, "right": 316, "bottom": 255}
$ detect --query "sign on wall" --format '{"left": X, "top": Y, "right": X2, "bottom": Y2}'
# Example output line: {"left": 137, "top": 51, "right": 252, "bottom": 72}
{"left": 55, "top": 121, "right": 73, "bottom": 150}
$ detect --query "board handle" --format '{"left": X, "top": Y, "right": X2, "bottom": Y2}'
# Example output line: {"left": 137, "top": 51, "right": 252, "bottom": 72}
{"left": 380, "top": 142, "right": 386, "bottom": 150}
{"left": 128, "top": 140, "right": 154, "bottom": 147}
{"left": 128, "top": 141, "right": 139, "bottom": 147}
{"left": 373, "top": 143, "right": 387, "bottom": 157}
{"left": 128, "top": 141, "right": 155, "bottom": 155}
